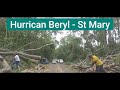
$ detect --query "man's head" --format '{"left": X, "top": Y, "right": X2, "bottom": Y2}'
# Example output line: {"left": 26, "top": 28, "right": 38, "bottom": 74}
{"left": 88, "top": 55, "right": 93, "bottom": 59}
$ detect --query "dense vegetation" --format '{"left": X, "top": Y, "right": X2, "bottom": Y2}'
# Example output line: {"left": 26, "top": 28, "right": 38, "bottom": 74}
{"left": 0, "top": 17, "right": 120, "bottom": 63}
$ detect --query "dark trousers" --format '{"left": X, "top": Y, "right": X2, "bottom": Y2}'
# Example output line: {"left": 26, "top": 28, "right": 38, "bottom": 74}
{"left": 11, "top": 61, "right": 20, "bottom": 69}
{"left": 96, "top": 65, "right": 106, "bottom": 73}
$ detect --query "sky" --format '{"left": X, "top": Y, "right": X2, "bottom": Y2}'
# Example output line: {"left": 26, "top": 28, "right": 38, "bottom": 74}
{"left": 55, "top": 31, "right": 70, "bottom": 42}
{"left": 53, "top": 30, "right": 87, "bottom": 48}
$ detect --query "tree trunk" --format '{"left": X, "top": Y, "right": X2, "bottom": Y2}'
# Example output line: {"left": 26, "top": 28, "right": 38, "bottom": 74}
{"left": 0, "top": 59, "right": 11, "bottom": 73}
{"left": 0, "top": 52, "right": 41, "bottom": 60}
{"left": 104, "top": 31, "right": 107, "bottom": 45}
{"left": 0, "top": 48, "right": 11, "bottom": 52}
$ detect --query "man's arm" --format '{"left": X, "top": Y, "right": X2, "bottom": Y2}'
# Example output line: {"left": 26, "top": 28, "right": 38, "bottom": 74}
{"left": 90, "top": 61, "right": 96, "bottom": 67}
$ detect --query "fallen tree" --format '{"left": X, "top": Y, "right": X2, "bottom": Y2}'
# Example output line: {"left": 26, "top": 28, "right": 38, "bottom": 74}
{"left": 0, "top": 51, "right": 41, "bottom": 60}
{"left": 0, "top": 43, "right": 52, "bottom": 72}
{"left": 0, "top": 48, "right": 11, "bottom": 52}
{"left": 0, "top": 51, "right": 41, "bottom": 73}
{"left": 0, "top": 43, "right": 54, "bottom": 60}
{"left": 71, "top": 53, "right": 120, "bottom": 73}
{"left": 20, "top": 55, "right": 39, "bottom": 63}
{"left": 0, "top": 59, "right": 11, "bottom": 73}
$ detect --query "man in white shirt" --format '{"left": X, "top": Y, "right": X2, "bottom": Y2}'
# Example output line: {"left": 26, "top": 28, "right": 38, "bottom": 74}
{"left": 12, "top": 55, "right": 20, "bottom": 69}
{"left": 14, "top": 55, "right": 20, "bottom": 62}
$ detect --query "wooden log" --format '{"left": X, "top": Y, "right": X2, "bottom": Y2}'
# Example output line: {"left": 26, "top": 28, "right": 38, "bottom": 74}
{"left": 0, "top": 52, "right": 41, "bottom": 60}
{"left": 0, "top": 59, "right": 11, "bottom": 73}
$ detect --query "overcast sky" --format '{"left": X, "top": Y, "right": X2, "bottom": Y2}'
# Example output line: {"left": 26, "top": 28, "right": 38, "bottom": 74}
{"left": 53, "top": 30, "right": 87, "bottom": 48}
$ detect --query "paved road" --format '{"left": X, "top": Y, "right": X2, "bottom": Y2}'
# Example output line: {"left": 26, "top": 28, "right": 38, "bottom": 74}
{"left": 45, "top": 63, "right": 78, "bottom": 73}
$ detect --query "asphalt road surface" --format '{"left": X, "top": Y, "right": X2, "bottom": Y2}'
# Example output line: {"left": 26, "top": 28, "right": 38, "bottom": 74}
{"left": 45, "top": 63, "right": 78, "bottom": 73}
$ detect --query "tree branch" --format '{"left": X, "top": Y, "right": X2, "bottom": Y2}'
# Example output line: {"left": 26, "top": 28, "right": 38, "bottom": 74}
{"left": 0, "top": 48, "right": 11, "bottom": 52}
{"left": 16, "top": 41, "right": 35, "bottom": 51}
{"left": 23, "top": 43, "right": 54, "bottom": 52}
{"left": 0, "top": 52, "right": 41, "bottom": 60}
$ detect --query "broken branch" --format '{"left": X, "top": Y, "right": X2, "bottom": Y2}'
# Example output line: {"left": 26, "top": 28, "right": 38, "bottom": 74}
{"left": 23, "top": 43, "right": 54, "bottom": 52}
